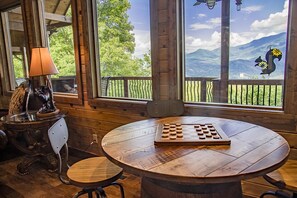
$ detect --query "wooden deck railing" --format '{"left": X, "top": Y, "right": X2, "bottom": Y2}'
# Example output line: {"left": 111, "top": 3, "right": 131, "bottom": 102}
{"left": 51, "top": 76, "right": 283, "bottom": 107}
{"left": 227, "top": 79, "right": 283, "bottom": 106}
{"left": 103, "top": 77, "right": 284, "bottom": 107}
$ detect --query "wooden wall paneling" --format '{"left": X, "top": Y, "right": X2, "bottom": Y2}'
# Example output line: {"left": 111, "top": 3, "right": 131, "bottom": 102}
{"left": 158, "top": 0, "right": 167, "bottom": 10}
{"left": 152, "top": 0, "right": 177, "bottom": 100}
{"left": 80, "top": 0, "right": 98, "bottom": 101}
{"left": 159, "top": 60, "right": 169, "bottom": 73}
{"left": 160, "top": 85, "right": 169, "bottom": 99}
{"left": 284, "top": 0, "right": 297, "bottom": 115}
{"left": 0, "top": 12, "right": 14, "bottom": 93}
{"left": 278, "top": 131, "right": 297, "bottom": 149}
{"left": 159, "top": 48, "right": 168, "bottom": 60}
{"left": 158, "top": 10, "right": 167, "bottom": 23}
{"left": 159, "top": 35, "right": 168, "bottom": 48}
{"left": 151, "top": 0, "right": 160, "bottom": 100}
{"left": 158, "top": 22, "right": 168, "bottom": 35}
{"left": 0, "top": 0, "right": 20, "bottom": 12}
{"left": 168, "top": 0, "right": 177, "bottom": 100}
{"left": 219, "top": 0, "right": 230, "bottom": 103}
{"left": 186, "top": 105, "right": 296, "bottom": 132}
{"left": 22, "top": 0, "right": 47, "bottom": 51}
{"left": 71, "top": 0, "right": 83, "bottom": 103}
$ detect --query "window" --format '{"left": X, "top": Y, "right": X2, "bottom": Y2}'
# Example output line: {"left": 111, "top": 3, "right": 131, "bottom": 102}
{"left": 182, "top": 0, "right": 289, "bottom": 108}
{"left": 0, "top": 6, "right": 28, "bottom": 91}
{"left": 45, "top": 0, "right": 78, "bottom": 95}
{"left": 95, "top": 0, "right": 152, "bottom": 100}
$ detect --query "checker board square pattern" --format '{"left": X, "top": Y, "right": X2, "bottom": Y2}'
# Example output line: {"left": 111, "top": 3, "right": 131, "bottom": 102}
{"left": 154, "top": 123, "right": 231, "bottom": 146}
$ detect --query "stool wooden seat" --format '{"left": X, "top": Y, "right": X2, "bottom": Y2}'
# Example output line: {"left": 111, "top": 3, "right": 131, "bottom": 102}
{"left": 48, "top": 118, "right": 125, "bottom": 198}
{"left": 67, "top": 157, "right": 123, "bottom": 188}
{"left": 261, "top": 159, "right": 297, "bottom": 198}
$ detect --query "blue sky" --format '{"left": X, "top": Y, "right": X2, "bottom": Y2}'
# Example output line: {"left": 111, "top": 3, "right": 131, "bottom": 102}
{"left": 127, "top": 0, "right": 288, "bottom": 55}
{"left": 185, "top": 0, "right": 288, "bottom": 52}
{"left": 127, "top": 0, "right": 151, "bottom": 58}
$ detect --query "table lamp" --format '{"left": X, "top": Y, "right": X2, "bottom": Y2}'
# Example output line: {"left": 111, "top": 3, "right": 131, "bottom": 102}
{"left": 29, "top": 47, "right": 60, "bottom": 117}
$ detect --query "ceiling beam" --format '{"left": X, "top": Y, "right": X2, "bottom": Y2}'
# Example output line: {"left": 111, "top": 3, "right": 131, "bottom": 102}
{"left": 9, "top": 8, "right": 72, "bottom": 24}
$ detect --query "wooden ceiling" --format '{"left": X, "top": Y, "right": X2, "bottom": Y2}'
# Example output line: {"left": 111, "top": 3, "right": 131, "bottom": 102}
{"left": 0, "top": 0, "right": 19, "bottom": 12}
{"left": 1, "top": 0, "right": 71, "bottom": 49}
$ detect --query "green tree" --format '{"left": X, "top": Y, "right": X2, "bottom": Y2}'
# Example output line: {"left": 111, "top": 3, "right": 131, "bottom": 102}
{"left": 12, "top": 54, "right": 24, "bottom": 79}
{"left": 49, "top": 26, "right": 76, "bottom": 77}
{"left": 97, "top": 0, "right": 151, "bottom": 77}
{"left": 47, "top": 1, "right": 152, "bottom": 78}
{"left": 48, "top": 7, "right": 75, "bottom": 77}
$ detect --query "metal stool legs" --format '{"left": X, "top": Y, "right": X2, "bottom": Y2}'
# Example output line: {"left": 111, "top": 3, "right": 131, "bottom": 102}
{"left": 260, "top": 190, "right": 292, "bottom": 198}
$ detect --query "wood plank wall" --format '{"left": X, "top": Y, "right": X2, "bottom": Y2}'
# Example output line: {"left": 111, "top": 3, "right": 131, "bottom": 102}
{"left": 1, "top": 0, "right": 297, "bottom": 157}
{"left": 0, "top": 0, "right": 19, "bottom": 12}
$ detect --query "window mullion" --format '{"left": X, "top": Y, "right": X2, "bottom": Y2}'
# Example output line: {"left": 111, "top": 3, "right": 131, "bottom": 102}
{"left": 220, "top": 0, "right": 230, "bottom": 103}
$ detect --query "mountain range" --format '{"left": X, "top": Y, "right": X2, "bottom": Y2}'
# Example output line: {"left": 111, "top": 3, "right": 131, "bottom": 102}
{"left": 185, "top": 32, "right": 287, "bottom": 79}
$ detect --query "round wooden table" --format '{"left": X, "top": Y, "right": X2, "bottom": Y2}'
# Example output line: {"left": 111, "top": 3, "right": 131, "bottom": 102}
{"left": 101, "top": 116, "right": 290, "bottom": 198}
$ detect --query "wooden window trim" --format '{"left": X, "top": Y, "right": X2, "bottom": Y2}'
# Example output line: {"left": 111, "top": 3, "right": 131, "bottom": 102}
{"left": 0, "top": 6, "right": 22, "bottom": 96}
{"left": 52, "top": 0, "right": 83, "bottom": 105}
{"left": 83, "top": 0, "right": 297, "bottom": 118}
{"left": 82, "top": 0, "right": 155, "bottom": 109}
{"left": 179, "top": 0, "right": 297, "bottom": 114}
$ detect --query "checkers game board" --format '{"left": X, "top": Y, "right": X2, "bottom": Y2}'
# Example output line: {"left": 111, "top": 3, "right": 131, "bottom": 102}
{"left": 154, "top": 123, "right": 231, "bottom": 146}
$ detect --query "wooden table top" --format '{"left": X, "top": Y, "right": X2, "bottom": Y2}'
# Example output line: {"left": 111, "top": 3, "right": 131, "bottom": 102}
{"left": 101, "top": 116, "right": 290, "bottom": 184}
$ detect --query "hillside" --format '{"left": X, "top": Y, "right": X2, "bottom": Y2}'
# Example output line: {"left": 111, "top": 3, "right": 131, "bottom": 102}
{"left": 185, "top": 32, "right": 287, "bottom": 79}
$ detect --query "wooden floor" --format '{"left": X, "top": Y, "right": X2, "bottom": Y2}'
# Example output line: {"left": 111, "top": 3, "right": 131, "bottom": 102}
{"left": 0, "top": 150, "right": 285, "bottom": 198}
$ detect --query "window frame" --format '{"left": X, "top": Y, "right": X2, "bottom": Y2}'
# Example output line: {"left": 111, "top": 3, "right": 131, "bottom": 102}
{"left": 83, "top": 0, "right": 153, "bottom": 109}
{"left": 179, "top": 0, "right": 294, "bottom": 112}
{"left": 0, "top": 4, "right": 27, "bottom": 96}
{"left": 83, "top": 0, "right": 297, "bottom": 123}
{"left": 49, "top": 0, "right": 83, "bottom": 105}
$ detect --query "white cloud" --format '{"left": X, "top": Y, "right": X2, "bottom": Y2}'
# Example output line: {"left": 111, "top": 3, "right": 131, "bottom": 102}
{"left": 190, "top": 23, "right": 213, "bottom": 30}
{"left": 132, "top": 30, "right": 151, "bottom": 58}
{"left": 187, "top": 0, "right": 289, "bottom": 51}
{"left": 198, "top": 13, "right": 206, "bottom": 18}
{"left": 208, "top": 17, "right": 221, "bottom": 25}
{"left": 250, "top": 0, "right": 288, "bottom": 35}
{"left": 237, "top": 0, "right": 288, "bottom": 45}
{"left": 186, "top": 31, "right": 221, "bottom": 52}
{"left": 241, "top": 5, "right": 262, "bottom": 14}
{"left": 190, "top": 17, "right": 221, "bottom": 30}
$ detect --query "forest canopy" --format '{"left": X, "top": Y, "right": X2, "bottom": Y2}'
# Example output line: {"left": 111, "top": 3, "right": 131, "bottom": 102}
{"left": 48, "top": 0, "right": 151, "bottom": 78}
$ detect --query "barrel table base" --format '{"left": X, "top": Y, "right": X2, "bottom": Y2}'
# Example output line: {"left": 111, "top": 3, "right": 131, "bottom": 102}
{"left": 141, "top": 177, "right": 243, "bottom": 198}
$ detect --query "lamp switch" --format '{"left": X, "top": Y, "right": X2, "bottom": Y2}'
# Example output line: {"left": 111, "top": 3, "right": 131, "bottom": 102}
{"left": 92, "top": 134, "right": 98, "bottom": 144}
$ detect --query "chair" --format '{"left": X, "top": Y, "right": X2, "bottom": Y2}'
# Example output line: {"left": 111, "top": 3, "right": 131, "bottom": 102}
{"left": 101, "top": 77, "right": 110, "bottom": 96}
{"left": 260, "top": 159, "right": 297, "bottom": 198}
{"left": 146, "top": 99, "right": 184, "bottom": 118}
{"left": 48, "top": 118, "right": 125, "bottom": 198}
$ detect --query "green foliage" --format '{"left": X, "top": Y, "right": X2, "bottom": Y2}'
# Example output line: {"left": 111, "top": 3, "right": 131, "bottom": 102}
{"left": 49, "top": 25, "right": 76, "bottom": 77}
{"left": 12, "top": 54, "right": 24, "bottom": 79}
{"left": 228, "top": 84, "right": 282, "bottom": 106}
{"left": 183, "top": 80, "right": 283, "bottom": 107}
{"left": 97, "top": 0, "right": 151, "bottom": 77}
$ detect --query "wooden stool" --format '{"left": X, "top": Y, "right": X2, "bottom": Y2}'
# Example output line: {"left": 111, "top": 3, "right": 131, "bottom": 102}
{"left": 48, "top": 118, "right": 125, "bottom": 198}
{"left": 261, "top": 159, "right": 297, "bottom": 198}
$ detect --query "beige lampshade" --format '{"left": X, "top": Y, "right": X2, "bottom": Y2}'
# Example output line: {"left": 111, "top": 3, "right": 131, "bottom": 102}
{"left": 29, "top": 47, "right": 59, "bottom": 77}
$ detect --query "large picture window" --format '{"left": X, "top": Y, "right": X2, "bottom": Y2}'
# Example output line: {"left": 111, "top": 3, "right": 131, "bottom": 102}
{"left": 45, "top": 0, "right": 78, "bottom": 95}
{"left": 95, "top": 0, "right": 152, "bottom": 100}
{"left": 0, "top": 6, "right": 28, "bottom": 91}
{"left": 182, "top": 0, "right": 289, "bottom": 107}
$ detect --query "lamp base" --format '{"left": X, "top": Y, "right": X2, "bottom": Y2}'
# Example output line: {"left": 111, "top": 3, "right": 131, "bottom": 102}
{"left": 36, "top": 109, "right": 60, "bottom": 118}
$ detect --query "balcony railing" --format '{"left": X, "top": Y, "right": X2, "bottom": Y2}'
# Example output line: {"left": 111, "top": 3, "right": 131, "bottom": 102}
{"left": 51, "top": 76, "right": 284, "bottom": 107}
{"left": 103, "top": 77, "right": 284, "bottom": 107}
